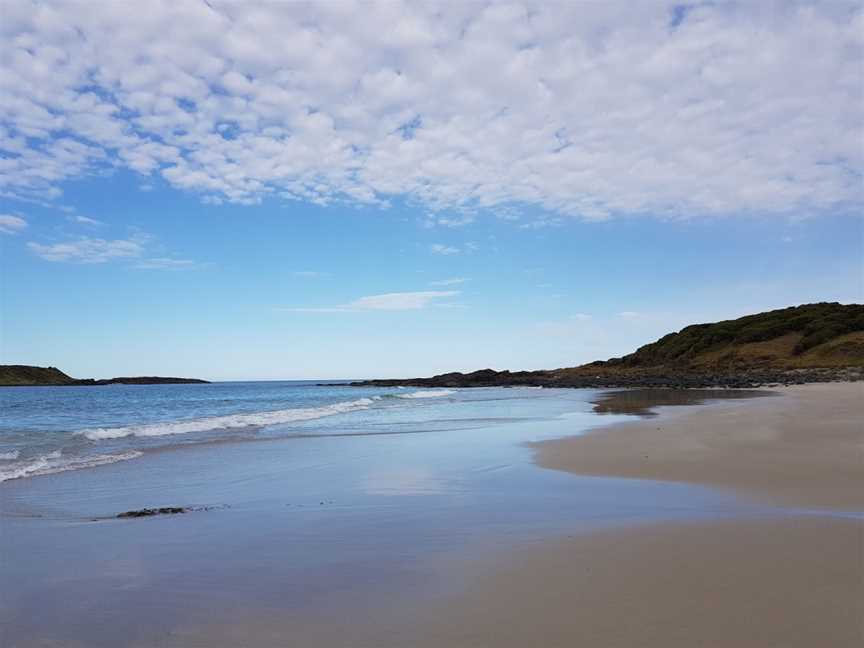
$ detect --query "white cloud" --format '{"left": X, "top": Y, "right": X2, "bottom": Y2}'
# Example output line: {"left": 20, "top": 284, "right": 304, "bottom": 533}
{"left": 0, "top": 2, "right": 860, "bottom": 218}
{"left": 71, "top": 215, "right": 103, "bottom": 226}
{"left": 521, "top": 218, "right": 562, "bottom": 230}
{"left": 0, "top": 214, "right": 27, "bottom": 234}
{"left": 570, "top": 313, "right": 592, "bottom": 321}
{"left": 26, "top": 231, "right": 199, "bottom": 268}
{"left": 284, "top": 290, "right": 459, "bottom": 312}
{"left": 134, "top": 257, "right": 199, "bottom": 270}
{"left": 431, "top": 244, "right": 460, "bottom": 255}
{"left": 430, "top": 277, "right": 468, "bottom": 286}
{"left": 350, "top": 291, "right": 458, "bottom": 310}
{"left": 423, "top": 213, "right": 475, "bottom": 228}
{"left": 28, "top": 236, "right": 145, "bottom": 263}
{"left": 618, "top": 311, "right": 641, "bottom": 320}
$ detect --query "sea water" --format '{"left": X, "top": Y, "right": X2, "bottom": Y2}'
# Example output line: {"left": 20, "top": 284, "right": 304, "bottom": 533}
{"left": 0, "top": 381, "right": 590, "bottom": 483}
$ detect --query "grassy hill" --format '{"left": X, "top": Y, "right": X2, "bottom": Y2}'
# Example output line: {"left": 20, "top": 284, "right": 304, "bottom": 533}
{"left": 0, "top": 365, "right": 77, "bottom": 386}
{"left": 356, "top": 302, "right": 864, "bottom": 388}
{"left": 0, "top": 365, "right": 209, "bottom": 386}
{"left": 580, "top": 302, "right": 864, "bottom": 372}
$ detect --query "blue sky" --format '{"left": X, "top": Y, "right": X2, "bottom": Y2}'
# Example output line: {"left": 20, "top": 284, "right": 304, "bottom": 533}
{"left": 1, "top": 1, "right": 862, "bottom": 380}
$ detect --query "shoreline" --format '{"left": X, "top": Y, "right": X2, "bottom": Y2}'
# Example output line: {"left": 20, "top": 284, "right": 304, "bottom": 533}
{"left": 318, "top": 382, "right": 863, "bottom": 647}
{"left": 4, "top": 383, "right": 861, "bottom": 646}
{"left": 532, "top": 381, "right": 864, "bottom": 511}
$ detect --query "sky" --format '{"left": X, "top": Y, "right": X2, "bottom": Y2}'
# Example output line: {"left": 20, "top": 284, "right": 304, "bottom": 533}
{"left": 1, "top": 1, "right": 862, "bottom": 380}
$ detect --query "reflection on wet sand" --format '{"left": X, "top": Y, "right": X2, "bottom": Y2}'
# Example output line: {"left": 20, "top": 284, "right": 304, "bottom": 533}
{"left": 591, "top": 388, "right": 772, "bottom": 417}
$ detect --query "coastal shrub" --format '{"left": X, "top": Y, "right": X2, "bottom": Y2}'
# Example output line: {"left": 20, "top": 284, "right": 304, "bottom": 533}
{"left": 620, "top": 302, "right": 864, "bottom": 365}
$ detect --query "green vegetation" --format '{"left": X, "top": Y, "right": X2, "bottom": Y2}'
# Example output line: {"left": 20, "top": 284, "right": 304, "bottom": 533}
{"left": 6, "top": 304, "right": 863, "bottom": 389}
{"left": 0, "top": 365, "right": 77, "bottom": 386}
{"left": 0, "top": 366, "right": 209, "bottom": 386}
{"left": 603, "top": 302, "right": 864, "bottom": 368}
{"left": 357, "top": 302, "right": 864, "bottom": 389}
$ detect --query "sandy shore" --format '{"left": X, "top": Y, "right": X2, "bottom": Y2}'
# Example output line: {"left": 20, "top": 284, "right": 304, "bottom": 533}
{"left": 159, "top": 518, "right": 864, "bottom": 648}
{"left": 427, "top": 381, "right": 863, "bottom": 648}
{"left": 400, "top": 515, "right": 863, "bottom": 648}
{"left": 534, "top": 382, "right": 864, "bottom": 510}
{"left": 397, "top": 382, "right": 864, "bottom": 648}
{"left": 145, "top": 383, "right": 863, "bottom": 648}
{"left": 7, "top": 384, "right": 861, "bottom": 647}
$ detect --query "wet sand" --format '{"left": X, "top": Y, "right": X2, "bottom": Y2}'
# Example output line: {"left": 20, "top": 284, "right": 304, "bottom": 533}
{"left": 535, "top": 382, "right": 864, "bottom": 510}
{"left": 140, "top": 518, "right": 864, "bottom": 648}
{"left": 589, "top": 387, "right": 771, "bottom": 416}
{"left": 379, "top": 383, "right": 864, "bottom": 648}
{"left": 419, "top": 381, "right": 863, "bottom": 648}
{"left": 402, "top": 515, "right": 863, "bottom": 648}
{"left": 298, "top": 382, "right": 863, "bottom": 648}
{"left": 129, "top": 383, "right": 862, "bottom": 648}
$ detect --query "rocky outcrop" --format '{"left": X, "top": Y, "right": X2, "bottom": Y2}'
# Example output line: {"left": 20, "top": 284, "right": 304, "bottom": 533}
{"left": 354, "top": 367, "right": 862, "bottom": 389}
{"left": 116, "top": 507, "right": 188, "bottom": 518}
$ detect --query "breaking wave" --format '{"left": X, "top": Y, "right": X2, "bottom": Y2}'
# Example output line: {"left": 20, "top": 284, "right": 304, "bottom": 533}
{"left": 79, "top": 397, "right": 380, "bottom": 441}
{"left": 0, "top": 450, "right": 143, "bottom": 483}
{"left": 0, "top": 450, "right": 20, "bottom": 460}
{"left": 397, "top": 389, "right": 456, "bottom": 399}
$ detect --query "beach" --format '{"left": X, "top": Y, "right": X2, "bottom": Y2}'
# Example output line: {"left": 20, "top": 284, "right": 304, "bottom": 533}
{"left": 164, "top": 382, "right": 863, "bottom": 648}
{"left": 397, "top": 382, "right": 864, "bottom": 648}
{"left": 1, "top": 383, "right": 861, "bottom": 647}
{"left": 4, "top": 2, "right": 862, "bottom": 646}
{"left": 534, "top": 382, "right": 864, "bottom": 510}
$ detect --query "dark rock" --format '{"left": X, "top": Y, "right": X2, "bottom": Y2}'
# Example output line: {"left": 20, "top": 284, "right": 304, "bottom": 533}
{"left": 116, "top": 507, "right": 188, "bottom": 518}
{"left": 349, "top": 367, "right": 862, "bottom": 390}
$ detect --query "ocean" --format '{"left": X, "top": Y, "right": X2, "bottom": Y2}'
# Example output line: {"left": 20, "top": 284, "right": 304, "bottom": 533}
{"left": 0, "top": 381, "right": 599, "bottom": 483}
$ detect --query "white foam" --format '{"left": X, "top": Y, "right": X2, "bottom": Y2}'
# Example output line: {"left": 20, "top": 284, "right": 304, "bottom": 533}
{"left": 79, "top": 397, "right": 380, "bottom": 441}
{"left": 0, "top": 450, "right": 20, "bottom": 460}
{"left": 397, "top": 389, "right": 456, "bottom": 399}
{"left": 0, "top": 450, "right": 143, "bottom": 482}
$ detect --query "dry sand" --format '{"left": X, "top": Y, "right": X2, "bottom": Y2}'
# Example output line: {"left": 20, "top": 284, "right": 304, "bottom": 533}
{"left": 534, "top": 382, "right": 864, "bottom": 511}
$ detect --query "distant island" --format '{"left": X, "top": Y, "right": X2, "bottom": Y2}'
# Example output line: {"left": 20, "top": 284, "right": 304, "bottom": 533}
{"left": 0, "top": 365, "right": 209, "bottom": 387}
{"left": 353, "top": 302, "right": 864, "bottom": 389}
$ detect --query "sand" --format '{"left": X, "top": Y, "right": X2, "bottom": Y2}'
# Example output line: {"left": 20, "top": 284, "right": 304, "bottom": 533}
{"left": 394, "top": 382, "right": 864, "bottom": 648}
{"left": 150, "top": 383, "right": 863, "bottom": 648}
{"left": 413, "top": 381, "right": 864, "bottom": 648}
{"left": 534, "top": 382, "right": 864, "bottom": 511}
{"left": 402, "top": 515, "right": 863, "bottom": 648}
{"left": 158, "top": 518, "right": 863, "bottom": 648}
